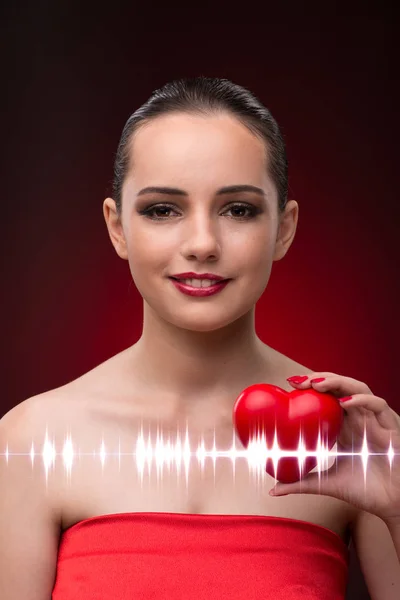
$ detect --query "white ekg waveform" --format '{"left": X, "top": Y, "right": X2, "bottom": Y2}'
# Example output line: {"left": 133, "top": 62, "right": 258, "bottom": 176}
{"left": 1, "top": 420, "right": 398, "bottom": 494}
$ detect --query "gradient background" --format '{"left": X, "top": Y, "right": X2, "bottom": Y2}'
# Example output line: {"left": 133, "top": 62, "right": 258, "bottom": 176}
{"left": 2, "top": 5, "right": 399, "bottom": 599}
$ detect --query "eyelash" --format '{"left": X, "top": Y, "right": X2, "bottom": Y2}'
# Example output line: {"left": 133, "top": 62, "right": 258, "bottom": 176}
{"left": 138, "top": 202, "right": 260, "bottom": 221}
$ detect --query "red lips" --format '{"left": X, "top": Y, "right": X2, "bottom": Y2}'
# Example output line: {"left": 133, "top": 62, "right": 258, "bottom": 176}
{"left": 233, "top": 384, "right": 343, "bottom": 484}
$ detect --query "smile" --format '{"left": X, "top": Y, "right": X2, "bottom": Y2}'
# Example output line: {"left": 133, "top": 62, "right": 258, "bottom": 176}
{"left": 169, "top": 278, "right": 231, "bottom": 297}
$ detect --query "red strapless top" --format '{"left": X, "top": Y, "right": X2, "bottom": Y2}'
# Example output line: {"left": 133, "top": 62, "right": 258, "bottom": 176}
{"left": 52, "top": 512, "right": 349, "bottom": 599}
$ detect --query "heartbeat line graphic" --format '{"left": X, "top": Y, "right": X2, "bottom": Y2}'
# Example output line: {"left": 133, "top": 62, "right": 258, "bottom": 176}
{"left": 1, "top": 421, "right": 398, "bottom": 491}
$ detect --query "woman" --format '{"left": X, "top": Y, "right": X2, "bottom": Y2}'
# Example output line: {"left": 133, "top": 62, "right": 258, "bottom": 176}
{"left": 1, "top": 76, "right": 399, "bottom": 599}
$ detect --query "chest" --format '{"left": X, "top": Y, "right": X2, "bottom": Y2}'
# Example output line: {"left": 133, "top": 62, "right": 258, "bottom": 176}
{"left": 58, "top": 413, "right": 354, "bottom": 545}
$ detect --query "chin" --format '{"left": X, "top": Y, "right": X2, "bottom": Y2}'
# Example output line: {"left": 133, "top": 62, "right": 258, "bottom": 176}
{"left": 167, "top": 311, "right": 246, "bottom": 334}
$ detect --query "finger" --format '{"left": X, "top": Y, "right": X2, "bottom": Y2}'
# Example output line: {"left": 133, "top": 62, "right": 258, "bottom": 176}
{"left": 288, "top": 373, "right": 372, "bottom": 396}
{"left": 339, "top": 393, "right": 400, "bottom": 431}
{"left": 269, "top": 468, "right": 338, "bottom": 498}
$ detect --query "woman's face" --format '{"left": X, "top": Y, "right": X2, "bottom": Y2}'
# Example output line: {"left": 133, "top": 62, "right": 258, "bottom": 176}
{"left": 106, "top": 112, "right": 294, "bottom": 332}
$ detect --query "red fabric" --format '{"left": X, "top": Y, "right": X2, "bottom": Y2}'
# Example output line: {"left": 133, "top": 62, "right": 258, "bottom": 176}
{"left": 52, "top": 512, "right": 349, "bottom": 599}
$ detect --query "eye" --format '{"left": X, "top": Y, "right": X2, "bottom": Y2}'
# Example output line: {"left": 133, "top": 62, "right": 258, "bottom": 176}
{"left": 139, "top": 204, "right": 178, "bottom": 219}
{"left": 138, "top": 202, "right": 260, "bottom": 221}
{"left": 225, "top": 203, "right": 258, "bottom": 219}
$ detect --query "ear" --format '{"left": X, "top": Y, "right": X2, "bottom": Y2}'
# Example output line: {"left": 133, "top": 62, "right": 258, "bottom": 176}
{"left": 273, "top": 200, "right": 299, "bottom": 262}
{"left": 103, "top": 197, "right": 129, "bottom": 260}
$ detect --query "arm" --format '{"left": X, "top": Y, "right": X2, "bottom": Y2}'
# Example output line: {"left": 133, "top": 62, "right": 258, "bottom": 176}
{"left": 385, "top": 409, "right": 400, "bottom": 560}
{"left": 385, "top": 519, "right": 400, "bottom": 561}
{"left": 0, "top": 397, "right": 62, "bottom": 599}
{"left": 351, "top": 509, "right": 400, "bottom": 600}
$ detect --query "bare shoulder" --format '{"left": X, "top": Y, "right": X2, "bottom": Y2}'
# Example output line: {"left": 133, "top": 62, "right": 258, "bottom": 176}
{"left": 1, "top": 389, "right": 63, "bottom": 434}
{"left": 0, "top": 391, "right": 69, "bottom": 476}
{"left": 0, "top": 384, "right": 92, "bottom": 519}
{"left": 0, "top": 390, "right": 74, "bottom": 597}
{"left": 269, "top": 346, "right": 315, "bottom": 381}
{"left": 1, "top": 347, "right": 134, "bottom": 444}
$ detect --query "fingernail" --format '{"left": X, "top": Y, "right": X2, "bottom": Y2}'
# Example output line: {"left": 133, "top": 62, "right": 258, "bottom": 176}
{"left": 339, "top": 396, "right": 352, "bottom": 402}
{"left": 287, "top": 375, "right": 308, "bottom": 384}
{"left": 310, "top": 378, "right": 326, "bottom": 383}
{"left": 269, "top": 489, "right": 289, "bottom": 496}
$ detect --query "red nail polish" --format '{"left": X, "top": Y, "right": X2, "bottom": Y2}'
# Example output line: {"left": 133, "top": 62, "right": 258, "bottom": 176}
{"left": 287, "top": 375, "right": 308, "bottom": 384}
{"left": 339, "top": 396, "right": 352, "bottom": 402}
{"left": 310, "top": 377, "right": 325, "bottom": 383}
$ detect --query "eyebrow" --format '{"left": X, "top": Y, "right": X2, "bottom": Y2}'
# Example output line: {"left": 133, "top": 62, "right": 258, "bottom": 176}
{"left": 136, "top": 184, "right": 267, "bottom": 198}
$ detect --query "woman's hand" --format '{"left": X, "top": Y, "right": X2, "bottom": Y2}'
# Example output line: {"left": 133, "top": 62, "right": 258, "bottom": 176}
{"left": 270, "top": 372, "right": 400, "bottom": 524}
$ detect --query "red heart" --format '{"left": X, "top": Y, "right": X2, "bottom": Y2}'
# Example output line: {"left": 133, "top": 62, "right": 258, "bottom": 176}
{"left": 233, "top": 384, "right": 343, "bottom": 484}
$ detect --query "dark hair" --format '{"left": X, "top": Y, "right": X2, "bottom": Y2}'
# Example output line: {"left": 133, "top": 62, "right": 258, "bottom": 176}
{"left": 112, "top": 76, "right": 288, "bottom": 218}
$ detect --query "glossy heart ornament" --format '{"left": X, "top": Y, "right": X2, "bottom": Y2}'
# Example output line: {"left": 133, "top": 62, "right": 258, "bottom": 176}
{"left": 233, "top": 383, "right": 343, "bottom": 484}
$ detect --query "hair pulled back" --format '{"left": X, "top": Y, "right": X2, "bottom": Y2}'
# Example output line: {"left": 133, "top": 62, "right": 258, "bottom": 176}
{"left": 112, "top": 76, "right": 288, "bottom": 217}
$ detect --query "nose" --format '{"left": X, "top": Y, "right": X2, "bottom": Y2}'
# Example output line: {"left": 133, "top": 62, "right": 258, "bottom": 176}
{"left": 181, "top": 213, "right": 222, "bottom": 261}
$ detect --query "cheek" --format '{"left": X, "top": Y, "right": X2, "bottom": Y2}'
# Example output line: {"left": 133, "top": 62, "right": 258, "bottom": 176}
{"left": 126, "top": 232, "right": 174, "bottom": 282}
{"left": 129, "top": 224, "right": 178, "bottom": 253}
{"left": 236, "top": 235, "right": 276, "bottom": 296}
{"left": 234, "top": 234, "right": 275, "bottom": 267}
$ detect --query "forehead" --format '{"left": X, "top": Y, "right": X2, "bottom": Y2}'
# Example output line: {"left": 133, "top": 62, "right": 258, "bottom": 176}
{"left": 127, "top": 113, "right": 271, "bottom": 190}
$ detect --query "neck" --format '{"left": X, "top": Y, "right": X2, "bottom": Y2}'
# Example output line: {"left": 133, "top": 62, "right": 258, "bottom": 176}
{"left": 127, "top": 302, "right": 274, "bottom": 421}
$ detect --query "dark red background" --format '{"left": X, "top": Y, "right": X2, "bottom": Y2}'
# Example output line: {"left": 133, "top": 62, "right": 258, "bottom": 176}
{"left": 2, "top": 6, "right": 398, "bottom": 598}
